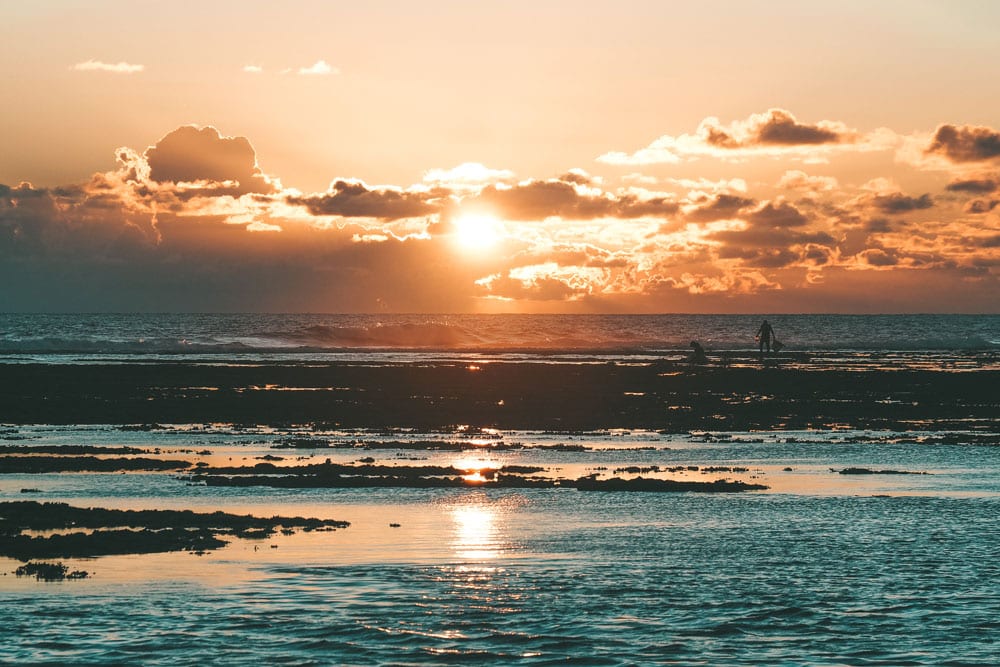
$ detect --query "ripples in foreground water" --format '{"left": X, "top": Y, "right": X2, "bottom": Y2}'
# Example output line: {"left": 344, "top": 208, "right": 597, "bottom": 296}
{"left": 2, "top": 487, "right": 997, "bottom": 666}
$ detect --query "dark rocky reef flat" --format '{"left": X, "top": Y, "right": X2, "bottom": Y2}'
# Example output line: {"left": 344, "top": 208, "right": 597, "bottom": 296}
{"left": 0, "top": 501, "right": 349, "bottom": 561}
{"left": 15, "top": 561, "right": 89, "bottom": 581}
{"left": 193, "top": 461, "right": 553, "bottom": 490}
{"left": 0, "top": 456, "right": 190, "bottom": 473}
{"left": 191, "top": 461, "right": 766, "bottom": 493}
{"left": 835, "top": 467, "right": 930, "bottom": 475}
{"left": 574, "top": 477, "right": 768, "bottom": 493}
{"left": 273, "top": 438, "right": 592, "bottom": 452}
{"left": 0, "top": 445, "right": 152, "bottom": 455}
{"left": 1, "top": 361, "right": 995, "bottom": 432}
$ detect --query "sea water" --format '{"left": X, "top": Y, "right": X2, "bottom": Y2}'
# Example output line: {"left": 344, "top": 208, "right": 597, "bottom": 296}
{"left": 1, "top": 314, "right": 998, "bottom": 665}
{"left": 1, "top": 313, "right": 997, "bottom": 356}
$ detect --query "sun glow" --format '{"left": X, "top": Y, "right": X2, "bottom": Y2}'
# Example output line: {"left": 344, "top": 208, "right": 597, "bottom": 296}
{"left": 452, "top": 214, "right": 504, "bottom": 251}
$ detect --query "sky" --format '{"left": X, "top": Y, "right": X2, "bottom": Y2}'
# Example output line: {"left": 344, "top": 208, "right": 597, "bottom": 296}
{"left": 2, "top": 0, "right": 999, "bottom": 313}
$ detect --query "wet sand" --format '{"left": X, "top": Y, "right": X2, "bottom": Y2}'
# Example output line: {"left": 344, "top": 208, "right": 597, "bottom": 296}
{"left": 0, "top": 361, "right": 995, "bottom": 431}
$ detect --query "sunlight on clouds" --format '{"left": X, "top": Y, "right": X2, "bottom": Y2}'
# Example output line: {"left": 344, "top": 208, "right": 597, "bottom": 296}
{"left": 4, "top": 112, "right": 998, "bottom": 312}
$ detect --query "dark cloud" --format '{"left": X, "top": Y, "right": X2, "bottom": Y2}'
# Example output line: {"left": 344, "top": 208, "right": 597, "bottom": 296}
{"left": 0, "top": 182, "right": 156, "bottom": 258}
{"left": 945, "top": 177, "right": 998, "bottom": 194}
{"left": 803, "top": 244, "right": 833, "bottom": 266}
{"left": 964, "top": 199, "right": 1000, "bottom": 214}
{"left": 557, "top": 170, "right": 596, "bottom": 186}
{"left": 863, "top": 218, "right": 890, "bottom": 233}
{"left": 704, "top": 109, "right": 842, "bottom": 147}
{"left": 713, "top": 226, "right": 835, "bottom": 249}
{"left": 716, "top": 246, "right": 800, "bottom": 268}
{"left": 754, "top": 110, "right": 841, "bottom": 145}
{"left": 467, "top": 179, "right": 679, "bottom": 221}
{"left": 685, "top": 194, "right": 755, "bottom": 222}
{"left": 706, "top": 198, "right": 831, "bottom": 268}
{"left": 747, "top": 202, "right": 808, "bottom": 227}
{"left": 926, "top": 124, "right": 1000, "bottom": 163}
{"left": 144, "top": 125, "right": 276, "bottom": 195}
{"left": 861, "top": 248, "right": 898, "bottom": 266}
{"left": 871, "top": 193, "right": 933, "bottom": 214}
{"left": 288, "top": 180, "right": 445, "bottom": 220}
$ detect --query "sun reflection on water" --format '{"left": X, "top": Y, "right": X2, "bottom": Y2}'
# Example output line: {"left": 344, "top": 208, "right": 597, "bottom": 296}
{"left": 450, "top": 503, "right": 502, "bottom": 560}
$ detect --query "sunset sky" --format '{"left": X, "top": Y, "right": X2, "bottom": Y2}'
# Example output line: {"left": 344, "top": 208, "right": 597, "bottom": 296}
{"left": 2, "top": 0, "right": 999, "bottom": 312}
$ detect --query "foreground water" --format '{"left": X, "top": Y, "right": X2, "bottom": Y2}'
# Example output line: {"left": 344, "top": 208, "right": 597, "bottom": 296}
{"left": 1, "top": 313, "right": 997, "bottom": 664}
{"left": 1, "top": 423, "right": 998, "bottom": 665}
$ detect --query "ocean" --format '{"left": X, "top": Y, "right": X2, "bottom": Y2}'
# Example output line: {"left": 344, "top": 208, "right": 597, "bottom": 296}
{"left": 1, "top": 314, "right": 998, "bottom": 665}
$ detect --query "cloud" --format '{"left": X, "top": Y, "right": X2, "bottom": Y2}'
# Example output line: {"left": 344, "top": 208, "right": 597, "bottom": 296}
{"left": 776, "top": 170, "right": 839, "bottom": 192}
{"left": 964, "top": 199, "right": 999, "bottom": 214}
{"left": 707, "top": 198, "right": 834, "bottom": 269}
{"left": 243, "top": 65, "right": 264, "bottom": 73}
{"left": 462, "top": 178, "right": 680, "bottom": 221}
{"left": 668, "top": 177, "right": 748, "bottom": 193}
{"left": 423, "top": 163, "right": 515, "bottom": 189}
{"left": 72, "top": 59, "right": 144, "bottom": 74}
{"left": 671, "top": 271, "right": 781, "bottom": 295}
{"left": 945, "top": 177, "right": 998, "bottom": 194}
{"left": 870, "top": 192, "right": 933, "bottom": 214}
{"left": 288, "top": 180, "right": 444, "bottom": 220}
{"left": 926, "top": 124, "right": 1000, "bottom": 163}
{"left": 860, "top": 248, "right": 898, "bottom": 267}
{"left": 3, "top": 122, "right": 999, "bottom": 312}
{"left": 598, "top": 109, "right": 896, "bottom": 165}
{"left": 476, "top": 267, "right": 583, "bottom": 301}
{"left": 143, "top": 125, "right": 277, "bottom": 196}
{"left": 702, "top": 108, "right": 844, "bottom": 147}
{"left": 298, "top": 60, "right": 338, "bottom": 75}
{"left": 684, "top": 194, "right": 756, "bottom": 222}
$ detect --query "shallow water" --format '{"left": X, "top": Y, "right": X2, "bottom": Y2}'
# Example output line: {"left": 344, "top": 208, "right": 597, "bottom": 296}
{"left": 2, "top": 425, "right": 998, "bottom": 665}
{"left": 2, "top": 312, "right": 997, "bottom": 663}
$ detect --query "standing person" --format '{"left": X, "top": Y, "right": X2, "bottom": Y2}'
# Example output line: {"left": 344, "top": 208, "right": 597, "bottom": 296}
{"left": 689, "top": 340, "right": 708, "bottom": 364}
{"left": 756, "top": 319, "right": 775, "bottom": 354}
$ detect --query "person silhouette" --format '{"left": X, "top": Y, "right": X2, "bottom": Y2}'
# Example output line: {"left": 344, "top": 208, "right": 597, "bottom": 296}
{"left": 689, "top": 340, "right": 708, "bottom": 364}
{"left": 756, "top": 320, "right": 775, "bottom": 354}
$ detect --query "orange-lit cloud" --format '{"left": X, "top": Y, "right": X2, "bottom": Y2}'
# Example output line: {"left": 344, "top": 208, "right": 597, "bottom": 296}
{"left": 2, "top": 117, "right": 998, "bottom": 312}
{"left": 599, "top": 109, "right": 897, "bottom": 165}
{"left": 926, "top": 124, "right": 1000, "bottom": 163}
{"left": 288, "top": 180, "right": 446, "bottom": 221}
{"left": 141, "top": 125, "right": 278, "bottom": 197}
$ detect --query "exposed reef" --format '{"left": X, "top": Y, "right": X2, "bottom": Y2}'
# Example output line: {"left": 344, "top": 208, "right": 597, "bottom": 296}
{"left": 574, "top": 477, "right": 768, "bottom": 493}
{"left": 189, "top": 461, "right": 766, "bottom": 493}
{"left": 15, "top": 561, "right": 90, "bottom": 581}
{"left": 0, "top": 501, "right": 349, "bottom": 561}
{"left": 0, "top": 456, "right": 191, "bottom": 473}
{"left": 834, "top": 467, "right": 930, "bottom": 475}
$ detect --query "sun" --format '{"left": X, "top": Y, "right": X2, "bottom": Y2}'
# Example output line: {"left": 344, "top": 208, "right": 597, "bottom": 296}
{"left": 452, "top": 214, "right": 504, "bottom": 251}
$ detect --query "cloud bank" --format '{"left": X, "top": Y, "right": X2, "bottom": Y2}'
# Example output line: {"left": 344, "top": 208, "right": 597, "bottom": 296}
{"left": 2, "top": 112, "right": 997, "bottom": 312}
